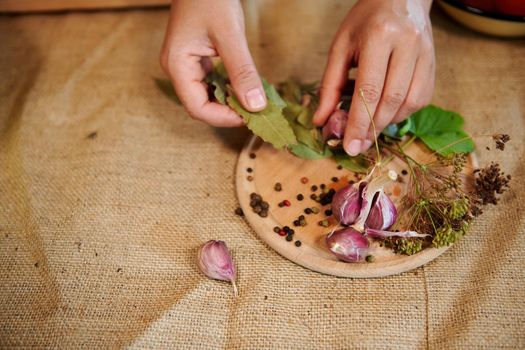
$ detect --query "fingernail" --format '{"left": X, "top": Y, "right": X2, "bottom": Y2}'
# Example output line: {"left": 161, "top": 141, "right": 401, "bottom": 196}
{"left": 345, "top": 139, "right": 362, "bottom": 156}
{"left": 361, "top": 140, "right": 373, "bottom": 152}
{"left": 245, "top": 88, "right": 266, "bottom": 110}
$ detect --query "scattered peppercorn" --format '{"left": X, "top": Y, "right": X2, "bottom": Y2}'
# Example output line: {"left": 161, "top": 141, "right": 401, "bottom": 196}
{"left": 299, "top": 215, "right": 305, "bottom": 220}
{"left": 247, "top": 167, "right": 253, "bottom": 173}
{"left": 293, "top": 220, "right": 300, "bottom": 227}
{"left": 273, "top": 226, "right": 280, "bottom": 233}
{"left": 301, "top": 177, "right": 309, "bottom": 184}
{"left": 283, "top": 200, "right": 291, "bottom": 207}
{"left": 278, "top": 229, "right": 286, "bottom": 236}
{"left": 401, "top": 169, "right": 408, "bottom": 176}
{"left": 283, "top": 226, "right": 291, "bottom": 233}
{"left": 311, "top": 185, "right": 318, "bottom": 191}
{"left": 304, "top": 208, "right": 312, "bottom": 214}
{"left": 365, "top": 255, "right": 375, "bottom": 263}
{"left": 278, "top": 202, "right": 285, "bottom": 208}
{"left": 247, "top": 176, "right": 254, "bottom": 181}
{"left": 310, "top": 194, "right": 318, "bottom": 200}
{"left": 234, "top": 207, "right": 244, "bottom": 216}
{"left": 337, "top": 165, "right": 343, "bottom": 170}
{"left": 331, "top": 177, "right": 338, "bottom": 182}
{"left": 286, "top": 235, "right": 293, "bottom": 242}
{"left": 297, "top": 194, "right": 304, "bottom": 201}
{"left": 311, "top": 207, "right": 320, "bottom": 214}
{"left": 318, "top": 219, "right": 330, "bottom": 227}
{"left": 248, "top": 192, "right": 270, "bottom": 218}
{"left": 300, "top": 219, "right": 307, "bottom": 227}
{"left": 325, "top": 209, "right": 332, "bottom": 216}
{"left": 249, "top": 153, "right": 256, "bottom": 159}
{"left": 274, "top": 182, "right": 282, "bottom": 191}
{"left": 295, "top": 240, "right": 302, "bottom": 247}
{"left": 320, "top": 184, "right": 326, "bottom": 190}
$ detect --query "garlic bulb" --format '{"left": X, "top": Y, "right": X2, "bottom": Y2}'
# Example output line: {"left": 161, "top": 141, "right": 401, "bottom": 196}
{"left": 322, "top": 109, "right": 347, "bottom": 142}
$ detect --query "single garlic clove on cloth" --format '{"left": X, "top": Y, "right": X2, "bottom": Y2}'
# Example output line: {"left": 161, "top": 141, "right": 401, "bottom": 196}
{"left": 197, "top": 240, "right": 238, "bottom": 296}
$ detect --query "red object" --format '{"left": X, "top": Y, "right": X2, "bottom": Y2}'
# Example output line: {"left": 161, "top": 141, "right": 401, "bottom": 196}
{"left": 278, "top": 229, "right": 286, "bottom": 236}
{"left": 283, "top": 200, "right": 291, "bottom": 207}
{"left": 300, "top": 177, "right": 309, "bottom": 184}
{"left": 461, "top": 0, "right": 496, "bottom": 12}
{"left": 496, "top": 0, "right": 525, "bottom": 16}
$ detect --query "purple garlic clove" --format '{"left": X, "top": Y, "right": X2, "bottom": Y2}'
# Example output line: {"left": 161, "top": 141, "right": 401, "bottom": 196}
{"left": 365, "top": 228, "right": 430, "bottom": 239}
{"left": 322, "top": 109, "right": 348, "bottom": 142}
{"left": 197, "top": 240, "right": 238, "bottom": 296}
{"left": 332, "top": 182, "right": 366, "bottom": 226}
{"left": 365, "top": 190, "right": 398, "bottom": 230}
{"left": 326, "top": 227, "right": 369, "bottom": 263}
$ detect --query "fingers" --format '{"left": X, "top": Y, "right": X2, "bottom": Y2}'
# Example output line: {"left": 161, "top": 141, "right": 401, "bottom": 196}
{"left": 313, "top": 38, "right": 353, "bottom": 126}
{"left": 168, "top": 54, "right": 244, "bottom": 127}
{"left": 343, "top": 41, "right": 391, "bottom": 156}
{"left": 365, "top": 47, "right": 417, "bottom": 141}
{"left": 214, "top": 32, "right": 267, "bottom": 112}
{"left": 392, "top": 52, "right": 435, "bottom": 124}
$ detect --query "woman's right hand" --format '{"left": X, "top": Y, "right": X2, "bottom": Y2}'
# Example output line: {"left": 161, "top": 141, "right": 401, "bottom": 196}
{"left": 160, "top": 0, "right": 267, "bottom": 127}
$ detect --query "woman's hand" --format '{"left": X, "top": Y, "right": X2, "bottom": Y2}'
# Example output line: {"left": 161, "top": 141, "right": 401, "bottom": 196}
{"left": 313, "top": 0, "right": 435, "bottom": 156}
{"left": 160, "top": 0, "right": 266, "bottom": 127}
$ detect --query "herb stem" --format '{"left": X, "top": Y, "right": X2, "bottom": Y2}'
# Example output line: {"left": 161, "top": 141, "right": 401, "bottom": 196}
{"left": 359, "top": 89, "right": 382, "bottom": 165}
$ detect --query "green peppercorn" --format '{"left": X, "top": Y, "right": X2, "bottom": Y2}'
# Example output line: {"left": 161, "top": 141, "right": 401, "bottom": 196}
{"left": 273, "top": 226, "right": 280, "bottom": 233}
{"left": 311, "top": 207, "right": 320, "bottom": 214}
{"left": 366, "top": 255, "right": 375, "bottom": 263}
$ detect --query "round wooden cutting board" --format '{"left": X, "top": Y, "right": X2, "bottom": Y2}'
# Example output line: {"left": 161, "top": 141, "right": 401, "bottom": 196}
{"left": 236, "top": 135, "right": 476, "bottom": 278}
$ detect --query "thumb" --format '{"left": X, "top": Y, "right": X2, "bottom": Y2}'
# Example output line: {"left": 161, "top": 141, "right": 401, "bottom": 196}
{"left": 215, "top": 35, "right": 267, "bottom": 112}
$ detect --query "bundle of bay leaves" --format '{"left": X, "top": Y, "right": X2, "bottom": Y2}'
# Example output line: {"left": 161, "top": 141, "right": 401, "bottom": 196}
{"left": 156, "top": 63, "right": 368, "bottom": 172}
{"left": 156, "top": 63, "right": 474, "bottom": 171}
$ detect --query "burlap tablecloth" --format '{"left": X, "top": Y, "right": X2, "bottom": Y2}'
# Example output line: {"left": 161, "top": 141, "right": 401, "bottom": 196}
{"left": 1, "top": 1, "right": 524, "bottom": 348}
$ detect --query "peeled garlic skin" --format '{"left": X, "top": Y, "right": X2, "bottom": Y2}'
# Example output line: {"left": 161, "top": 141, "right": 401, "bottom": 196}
{"left": 197, "top": 240, "right": 236, "bottom": 282}
{"left": 332, "top": 182, "right": 365, "bottom": 226}
{"left": 322, "top": 109, "right": 348, "bottom": 141}
{"left": 365, "top": 190, "right": 398, "bottom": 230}
{"left": 326, "top": 227, "right": 369, "bottom": 263}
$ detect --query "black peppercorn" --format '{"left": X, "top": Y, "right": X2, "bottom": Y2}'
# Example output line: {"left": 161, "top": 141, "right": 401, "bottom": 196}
{"left": 331, "top": 177, "right": 338, "bottom": 182}
{"left": 286, "top": 235, "right": 293, "bottom": 242}
{"left": 295, "top": 240, "right": 302, "bottom": 247}
{"left": 304, "top": 208, "right": 312, "bottom": 214}
{"left": 274, "top": 182, "right": 282, "bottom": 191}
{"left": 249, "top": 153, "right": 256, "bottom": 159}
{"left": 235, "top": 207, "right": 244, "bottom": 216}
{"left": 402, "top": 169, "right": 408, "bottom": 175}
{"left": 297, "top": 194, "right": 304, "bottom": 201}
{"left": 311, "top": 185, "right": 318, "bottom": 192}
{"left": 261, "top": 201, "right": 269, "bottom": 210}
{"left": 247, "top": 167, "right": 253, "bottom": 173}
{"left": 325, "top": 209, "right": 333, "bottom": 216}
{"left": 293, "top": 220, "right": 300, "bottom": 227}
{"left": 320, "top": 184, "right": 326, "bottom": 190}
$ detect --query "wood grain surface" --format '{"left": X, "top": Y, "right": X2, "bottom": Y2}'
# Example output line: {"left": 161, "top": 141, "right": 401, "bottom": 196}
{"left": 236, "top": 135, "right": 477, "bottom": 278}
{"left": 0, "top": 0, "right": 170, "bottom": 12}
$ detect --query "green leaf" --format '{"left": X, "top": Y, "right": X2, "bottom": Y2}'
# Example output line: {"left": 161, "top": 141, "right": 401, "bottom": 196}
{"left": 402, "top": 105, "right": 474, "bottom": 154}
{"left": 296, "top": 107, "right": 314, "bottom": 129}
{"left": 289, "top": 143, "right": 332, "bottom": 160}
{"left": 205, "top": 72, "right": 227, "bottom": 104}
{"left": 420, "top": 130, "right": 474, "bottom": 155}
{"left": 154, "top": 78, "right": 181, "bottom": 104}
{"left": 262, "top": 79, "right": 287, "bottom": 109}
{"left": 332, "top": 152, "right": 369, "bottom": 173}
{"left": 227, "top": 90, "right": 297, "bottom": 149}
